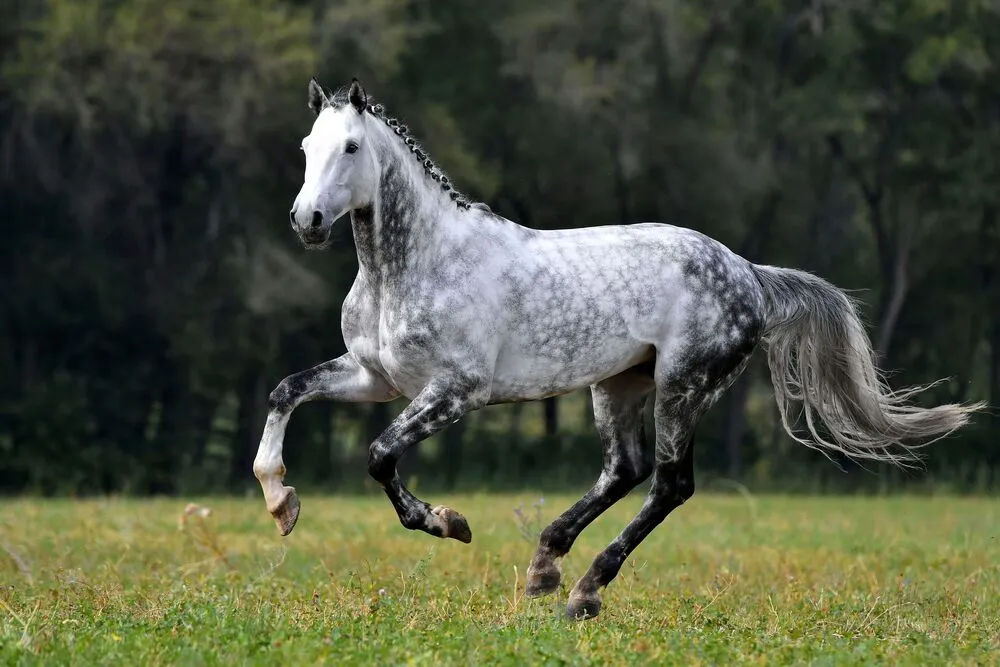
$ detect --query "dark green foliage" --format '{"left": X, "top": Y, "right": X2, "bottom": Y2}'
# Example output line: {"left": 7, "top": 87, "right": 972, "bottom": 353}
{"left": 0, "top": 0, "right": 996, "bottom": 495}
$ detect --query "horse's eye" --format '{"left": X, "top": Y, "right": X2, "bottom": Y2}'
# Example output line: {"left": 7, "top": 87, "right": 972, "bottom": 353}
{"left": 346, "top": 142, "right": 359, "bottom": 154}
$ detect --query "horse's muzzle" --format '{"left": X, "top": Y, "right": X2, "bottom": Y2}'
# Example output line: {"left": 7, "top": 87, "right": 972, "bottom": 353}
{"left": 299, "top": 226, "right": 332, "bottom": 248}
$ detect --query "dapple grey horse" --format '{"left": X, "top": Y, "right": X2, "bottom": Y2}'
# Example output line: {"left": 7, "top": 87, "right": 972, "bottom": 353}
{"left": 253, "top": 78, "right": 983, "bottom": 620}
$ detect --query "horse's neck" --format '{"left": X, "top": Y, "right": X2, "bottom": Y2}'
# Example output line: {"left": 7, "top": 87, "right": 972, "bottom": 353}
{"left": 349, "top": 206, "right": 380, "bottom": 287}
{"left": 351, "top": 157, "right": 456, "bottom": 293}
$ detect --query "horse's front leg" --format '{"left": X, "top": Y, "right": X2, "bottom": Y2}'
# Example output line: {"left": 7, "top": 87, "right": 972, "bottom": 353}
{"left": 367, "top": 377, "right": 488, "bottom": 543}
{"left": 253, "top": 353, "right": 399, "bottom": 536}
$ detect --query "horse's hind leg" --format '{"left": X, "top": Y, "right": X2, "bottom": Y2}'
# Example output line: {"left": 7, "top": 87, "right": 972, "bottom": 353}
{"left": 565, "top": 352, "right": 753, "bottom": 620}
{"left": 525, "top": 365, "right": 655, "bottom": 598}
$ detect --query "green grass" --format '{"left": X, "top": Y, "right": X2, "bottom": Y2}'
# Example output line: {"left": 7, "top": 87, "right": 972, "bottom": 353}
{"left": 1, "top": 492, "right": 998, "bottom": 665}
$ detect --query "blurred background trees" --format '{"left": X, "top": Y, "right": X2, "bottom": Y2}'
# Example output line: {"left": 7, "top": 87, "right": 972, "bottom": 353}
{"left": 0, "top": 0, "right": 996, "bottom": 496}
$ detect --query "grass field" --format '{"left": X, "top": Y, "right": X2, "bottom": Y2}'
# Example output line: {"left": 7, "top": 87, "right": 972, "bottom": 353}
{"left": 1, "top": 492, "right": 998, "bottom": 665}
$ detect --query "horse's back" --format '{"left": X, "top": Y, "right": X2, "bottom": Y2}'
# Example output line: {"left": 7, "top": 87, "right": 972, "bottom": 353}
{"left": 487, "top": 221, "right": 765, "bottom": 401}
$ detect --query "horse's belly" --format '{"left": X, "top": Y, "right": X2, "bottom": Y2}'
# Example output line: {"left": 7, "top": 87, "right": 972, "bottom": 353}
{"left": 488, "top": 335, "right": 653, "bottom": 403}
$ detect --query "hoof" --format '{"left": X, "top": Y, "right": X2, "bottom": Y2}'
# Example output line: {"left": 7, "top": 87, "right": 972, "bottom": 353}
{"left": 566, "top": 591, "right": 602, "bottom": 621}
{"left": 431, "top": 505, "right": 472, "bottom": 543}
{"left": 270, "top": 487, "right": 300, "bottom": 536}
{"left": 525, "top": 561, "right": 561, "bottom": 598}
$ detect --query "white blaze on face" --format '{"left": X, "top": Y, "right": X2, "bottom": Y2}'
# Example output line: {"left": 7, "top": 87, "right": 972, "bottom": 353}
{"left": 291, "top": 105, "right": 378, "bottom": 236}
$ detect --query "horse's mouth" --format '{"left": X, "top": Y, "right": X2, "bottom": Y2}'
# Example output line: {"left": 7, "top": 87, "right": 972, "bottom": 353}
{"left": 299, "top": 228, "right": 332, "bottom": 249}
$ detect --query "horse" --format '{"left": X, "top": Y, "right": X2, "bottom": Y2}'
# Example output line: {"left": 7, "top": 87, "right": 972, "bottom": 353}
{"left": 252, "top": 78, "right": 984, "bottom": 620}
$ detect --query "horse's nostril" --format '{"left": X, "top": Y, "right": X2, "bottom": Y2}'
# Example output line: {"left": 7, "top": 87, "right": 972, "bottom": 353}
{"left": 311, "top": 211, "right": 324, "bottom": 228}
{"left": 288, "top": 209, "right": 296, "bottom": 225}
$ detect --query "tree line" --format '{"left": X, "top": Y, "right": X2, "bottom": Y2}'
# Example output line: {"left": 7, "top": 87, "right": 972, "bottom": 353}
{"left": 1, "top": 0, "right": 997, "bottom": 496}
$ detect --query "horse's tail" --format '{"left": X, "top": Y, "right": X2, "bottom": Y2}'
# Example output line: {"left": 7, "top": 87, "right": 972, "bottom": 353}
{"left": 750, "top": 263, "right": 986, "bottom": 467}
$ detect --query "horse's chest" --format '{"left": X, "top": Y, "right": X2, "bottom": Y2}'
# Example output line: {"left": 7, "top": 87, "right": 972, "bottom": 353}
{"left": 341, "top": 286, "right": 394, "bottom": 381}
{"left": 375, "top": 320, "right": 445, "bottom": 395}
{"left": 346, "top": 286, "right": 485, "bottom": 398}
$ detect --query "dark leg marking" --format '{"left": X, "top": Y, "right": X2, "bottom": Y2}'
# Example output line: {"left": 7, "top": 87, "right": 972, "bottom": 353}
{"left": 526, "top": 366, "right": 654, "bottom": 597}
{"left": 566, "top": 435, "right": 695, "bottom": 620}
{"left": 565, "top": 350, "right": 755, "bottom": 620}
{"left": 367, "top": 378, "right": 486, "bottom": 543}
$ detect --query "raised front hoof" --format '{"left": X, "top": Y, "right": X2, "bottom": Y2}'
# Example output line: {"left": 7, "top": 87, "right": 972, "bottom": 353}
{"left": 525, "top": 562, "right": 562, "bottom": 598}
{"left": 431, "top": 505, "right": 472, "bottom": 543}
{"left": 566, "top": 591, "right": 602, "bottom": 621}
{"left": 270, "top": 487, "right": 301, "bottom": 537}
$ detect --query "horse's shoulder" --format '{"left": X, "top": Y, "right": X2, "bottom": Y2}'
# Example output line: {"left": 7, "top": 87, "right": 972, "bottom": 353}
{"left": 341, "top": 274, "right": 380, "bottom": 334}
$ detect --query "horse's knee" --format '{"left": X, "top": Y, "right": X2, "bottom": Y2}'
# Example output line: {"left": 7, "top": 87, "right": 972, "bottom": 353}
{"left": 367, "top": 444, "right": 394, "bottom": 483}
{"left": 646, "top": 467, "right": 694, "bottom": 513}
{"left": 601, "top": 454, "right": 652, "bottom": 497}
{"left": 268, "top": 376, "right": 299, "bottom": 412}
{"left": 268, "top": 384, "right": 288, "bottom": 412}
{"left": 595, "top": 469, "right": 632, "bottom": 500}
{"left": 268, "top": 369, "right": 319, "bottom": 412}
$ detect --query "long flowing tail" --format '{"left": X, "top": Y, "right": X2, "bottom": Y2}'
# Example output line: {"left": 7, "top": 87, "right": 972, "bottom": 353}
{"left": 751, "top": 264, "right": 986, "bottom": 467}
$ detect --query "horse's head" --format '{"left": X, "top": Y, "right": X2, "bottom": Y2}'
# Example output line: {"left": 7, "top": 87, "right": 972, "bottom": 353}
{"left": 290, "top": 78, "right": 378, "bottom": 249}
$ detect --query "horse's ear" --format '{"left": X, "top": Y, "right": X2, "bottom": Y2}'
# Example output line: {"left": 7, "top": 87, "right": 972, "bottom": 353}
{"left": 348, "top": 78, "right": 367, "bottom": 114}
{"left": 308, "top": 78, "right": 328, "bottom": 116}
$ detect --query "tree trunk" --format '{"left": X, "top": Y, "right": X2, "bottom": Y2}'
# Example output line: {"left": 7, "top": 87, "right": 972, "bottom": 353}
{"left": 647, "top": 8, "right": 673, "bottom": 105}
{"left": 325, "top": 404, "right": 342, "bottom": 489}
{"left": 543, "top": 397, "right": 559, "bottom": 436}
{"left": 679, "top": 12, "right": 726, "bottom": 113}
{"left": 991, "top": 309, "right": 1000, "bottom": 412}
{"left": 491, "top": 403, "right": 525, "bottom": 485}
{"left": 723, "top": 372, "right": 751, "bottom": 478}
{"left": 230, "top": 368, "right": 266, "bottom": 490}
{"left": 874, "top": 198, "right": 917, "bottom": 360}
{"left": 874, "top": 252, "right": 909, "bottom": 359}
{"left": 826, "top": 132, "right": 910, "bottom": 362}
{"left": 146, "top": 369, "right": 187, "bottom": 495}
{"left": 186, "top": 395, "right": 217, "bottom": 482}
{"left": 612, "top": 128, "right": 630, "bottom": 226}
{"left": 359, "top": 401, "right": 392, "bottom": 485}
{"left": 441, "top": 415, "right": 467, "bottom": 490}
{"left": 984, "top": 207, "right": 1000, "bottom": 408}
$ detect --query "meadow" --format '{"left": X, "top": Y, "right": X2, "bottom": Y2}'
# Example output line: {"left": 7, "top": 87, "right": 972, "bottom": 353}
{"left": 0, "top": 492, "right": 997, "bottom": 665}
